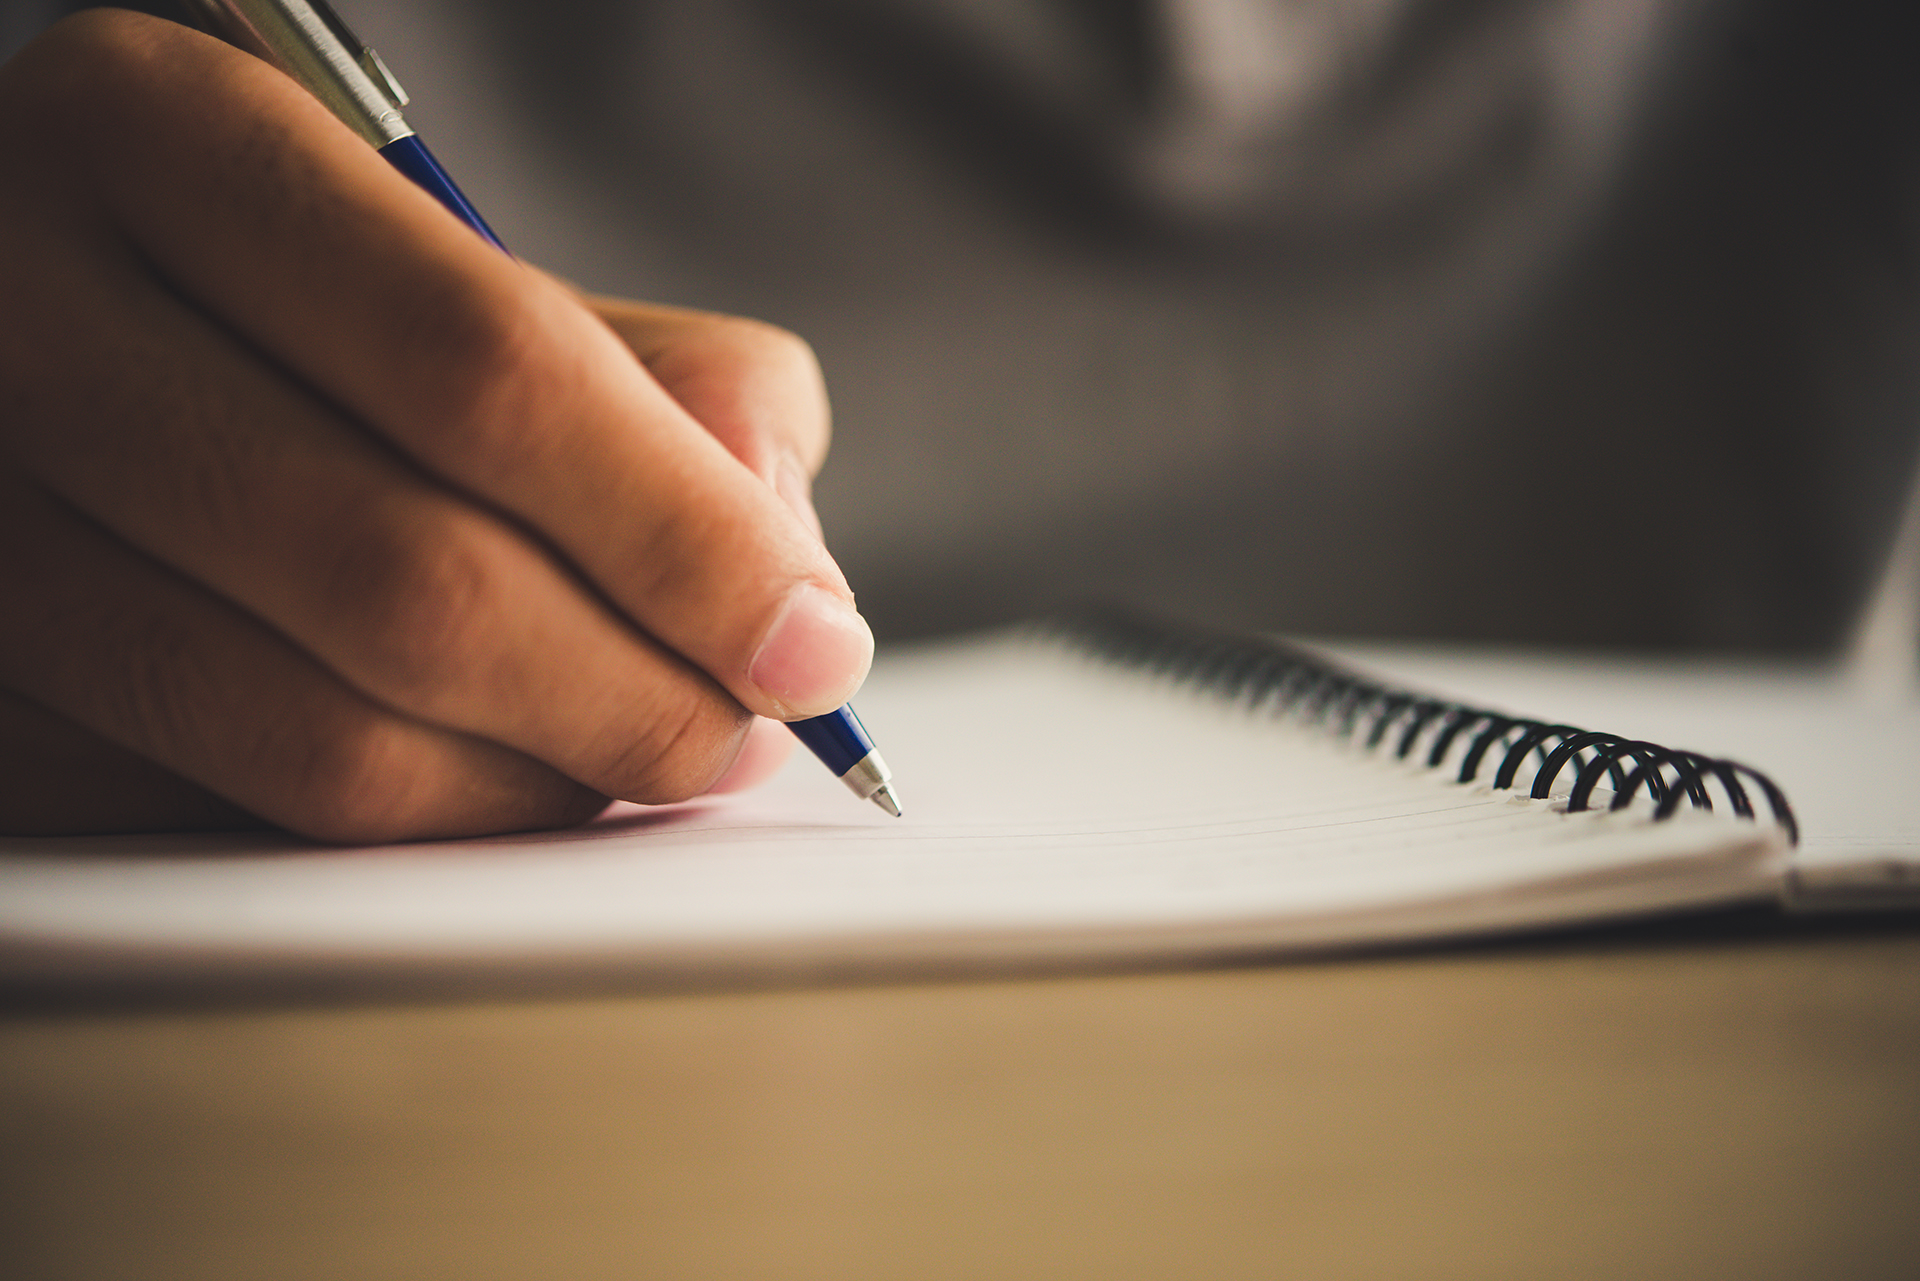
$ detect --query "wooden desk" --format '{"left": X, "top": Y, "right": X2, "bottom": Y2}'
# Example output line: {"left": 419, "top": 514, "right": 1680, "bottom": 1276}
{"left": 4, "top": 917, "right": 1918, "bottom": 1281}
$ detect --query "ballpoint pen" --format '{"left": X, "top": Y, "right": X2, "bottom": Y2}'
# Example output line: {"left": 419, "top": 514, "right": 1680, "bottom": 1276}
{"left": 179, "top": 0, "right": 903, "bottom": 818}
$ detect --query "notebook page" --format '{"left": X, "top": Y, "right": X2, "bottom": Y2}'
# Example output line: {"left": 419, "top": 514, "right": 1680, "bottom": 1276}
{"left": 0, "top": 634, "right": 1789, "bottom": 978}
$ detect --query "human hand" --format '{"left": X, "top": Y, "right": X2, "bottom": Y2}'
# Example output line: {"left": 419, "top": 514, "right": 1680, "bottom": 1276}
{"left": 0, "top": 12, "right": 865, "bottom": 841}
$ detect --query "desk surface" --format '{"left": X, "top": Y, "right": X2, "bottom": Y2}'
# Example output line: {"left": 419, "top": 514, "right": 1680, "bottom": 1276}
{"left": 4, "top": 915, "right": 1918, "bottom": 1281}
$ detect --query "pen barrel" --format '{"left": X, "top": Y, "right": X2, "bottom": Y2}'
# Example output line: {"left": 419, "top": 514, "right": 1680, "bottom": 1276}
{"left": 378, "top": 137, "right": 508, "bottom": 252}
{"left": 789, "top": 708, "right": 893, "bottom": 800}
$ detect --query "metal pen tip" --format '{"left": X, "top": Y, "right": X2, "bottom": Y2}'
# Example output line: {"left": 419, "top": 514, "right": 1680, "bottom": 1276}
{"left": 869, "top": 783, "right": 903, "bottom": 818}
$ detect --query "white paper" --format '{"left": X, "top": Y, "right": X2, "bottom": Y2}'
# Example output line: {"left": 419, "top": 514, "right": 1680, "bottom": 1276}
{"left": 0, "top": 632, "right": 1802, "bottom": 983}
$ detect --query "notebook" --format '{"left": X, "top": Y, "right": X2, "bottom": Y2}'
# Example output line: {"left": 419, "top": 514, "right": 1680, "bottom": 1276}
{"left": 0, "top": 610, "right": 1911, "bottom": 991}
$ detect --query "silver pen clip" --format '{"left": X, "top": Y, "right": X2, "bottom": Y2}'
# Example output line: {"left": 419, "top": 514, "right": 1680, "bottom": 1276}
{"left": 178, "top": 0, "right": 414, "bottom": 147}
{"left": 305, "top": 0, "right": 408, "bottom": 109}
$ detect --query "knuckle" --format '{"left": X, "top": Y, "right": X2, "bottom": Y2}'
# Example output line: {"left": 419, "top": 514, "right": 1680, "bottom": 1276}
{"left": 394, "top": 283, "right": 569, "bottom": 472}
{"left": 260, "top": 706, "right": 607, "bottom": 845}
{"left": 323, "top": 505, "right": 508, "bottom": 709}
{"left": 599, "top": 688, "right": 750, "bottom": 805}
{"left": 100, "top": 614, "right": 222, "bottom": 764}
{"left": 268, "top": 715, "right": 429, "bottom": 844}
{"left": 727, "top": 317, "right": 827, "bottom": 390}
{"left": 720, "top": 315, "right": 816, "bottom": 370}
{"left": 742, "top": 320, "right": 832, "bottom": 462}
{"left": 169, "top": 376, "right": 285, "bottom": 544}
{"left": 655, "top": 315, "right": 833, "bottom": 477}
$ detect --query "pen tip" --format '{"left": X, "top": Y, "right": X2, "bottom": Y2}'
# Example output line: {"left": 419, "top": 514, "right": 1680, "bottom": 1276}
{"left": 870, "top": 784, "right": 903, "bottom": 818}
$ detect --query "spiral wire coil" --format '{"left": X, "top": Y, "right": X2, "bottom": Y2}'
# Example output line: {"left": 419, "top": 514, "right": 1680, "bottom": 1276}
{"left": 1044, "top": 607, "right": 1798, "bottom": 845}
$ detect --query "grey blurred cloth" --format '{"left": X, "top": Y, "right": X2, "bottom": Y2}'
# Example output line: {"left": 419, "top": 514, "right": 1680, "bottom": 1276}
{"left": 46, "top": 0, "right": 1920, "bottom": 650}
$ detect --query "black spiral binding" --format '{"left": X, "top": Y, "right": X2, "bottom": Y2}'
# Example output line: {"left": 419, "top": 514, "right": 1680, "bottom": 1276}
{"left": 1042, "top": 607, "right": 1798, "bottom": 845}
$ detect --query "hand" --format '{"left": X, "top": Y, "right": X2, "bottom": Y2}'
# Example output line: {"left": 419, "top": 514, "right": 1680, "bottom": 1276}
{"left": 0, "top": 12, "right": 867, "bottom": 841}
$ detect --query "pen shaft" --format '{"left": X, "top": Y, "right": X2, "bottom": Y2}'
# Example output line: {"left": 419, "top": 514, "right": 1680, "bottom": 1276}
{"left": 378, "top": 136, "right": 507, "bottom": 253}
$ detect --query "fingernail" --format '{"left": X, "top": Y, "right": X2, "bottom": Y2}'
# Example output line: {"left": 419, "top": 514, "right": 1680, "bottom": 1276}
{"left": 776, "top": 456, "right": 825, "bottom": 542}
{"left": 748, "top": 584, "right": 872, "bottom": 716}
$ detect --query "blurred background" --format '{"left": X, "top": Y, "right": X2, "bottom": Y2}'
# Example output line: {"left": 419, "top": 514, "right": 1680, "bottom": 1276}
{"left": 13, "top": 0, "right": 1920, "bottom": 652}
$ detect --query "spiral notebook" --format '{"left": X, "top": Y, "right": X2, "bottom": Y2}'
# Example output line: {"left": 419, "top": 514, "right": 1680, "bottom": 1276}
{"left": 0, "top": 611, "right": 1909, "bottom": 991}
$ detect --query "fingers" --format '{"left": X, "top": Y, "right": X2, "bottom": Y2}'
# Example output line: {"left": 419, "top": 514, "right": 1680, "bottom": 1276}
{"left": 11, "top": 13, "right": 871, "bottom": 721}
{"left": 0, "top": 11, "right": 821, "bottom": 836}
{"left": 0, "top": 473, "right": 609, "bottom": 843}
{"left": 2, "top": 212, "right": 755, "bottom": 809}
{"left": 587, "top": 296, "right": 832, "bottom": 542}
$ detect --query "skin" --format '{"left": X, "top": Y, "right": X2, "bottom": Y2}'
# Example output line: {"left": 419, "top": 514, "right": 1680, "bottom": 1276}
{"left": 0, "top": 11, "right": 872, "bottom": 842}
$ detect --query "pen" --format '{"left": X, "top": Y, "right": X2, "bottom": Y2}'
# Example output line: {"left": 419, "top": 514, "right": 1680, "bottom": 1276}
{"left": 179, "top": 0, "right": 903, "bottom": 818}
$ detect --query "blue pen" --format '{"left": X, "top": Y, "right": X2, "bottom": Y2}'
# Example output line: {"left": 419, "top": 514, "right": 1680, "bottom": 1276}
{"left": 183, "top": 0, "right": 903, "bottom": 817}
